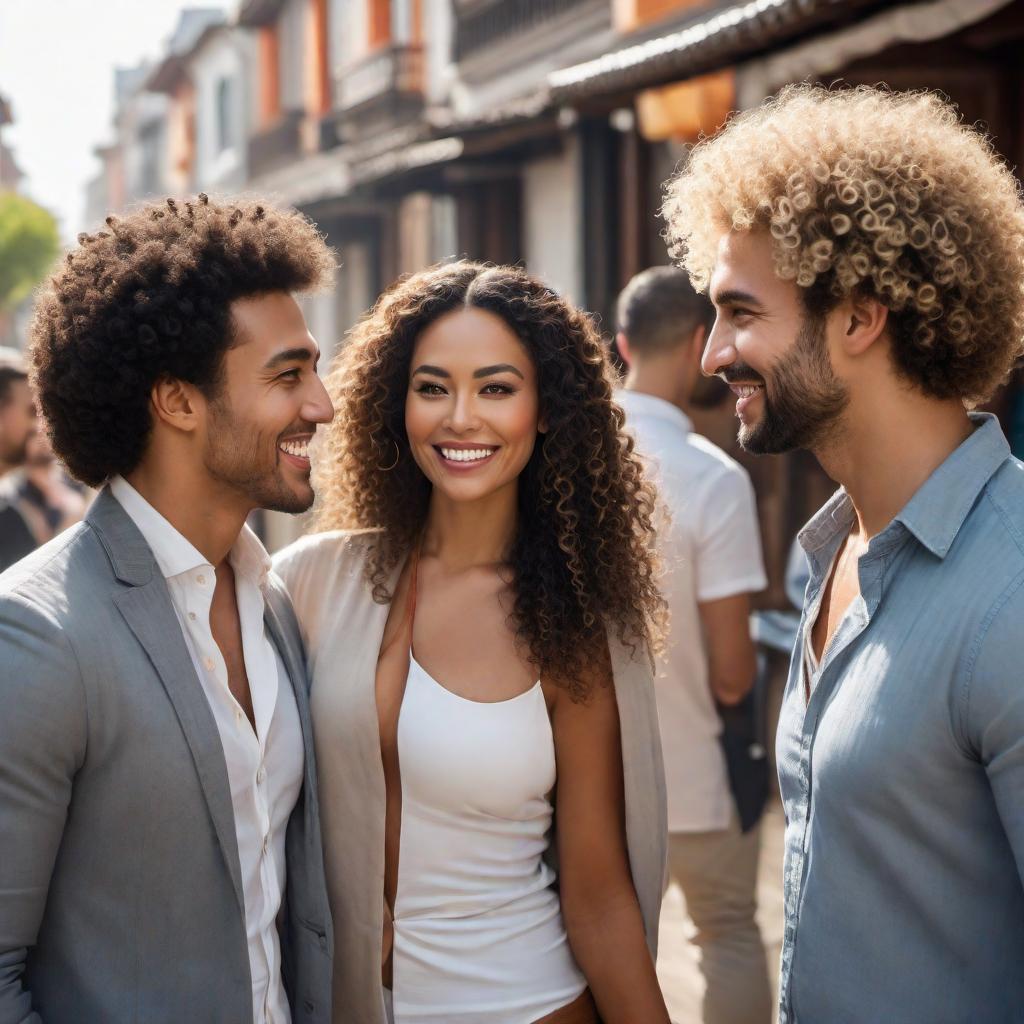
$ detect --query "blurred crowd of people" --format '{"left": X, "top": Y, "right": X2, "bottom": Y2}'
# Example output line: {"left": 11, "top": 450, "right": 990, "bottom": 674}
{"left": 0, "top": 347, "right": 88, "bottom": 572}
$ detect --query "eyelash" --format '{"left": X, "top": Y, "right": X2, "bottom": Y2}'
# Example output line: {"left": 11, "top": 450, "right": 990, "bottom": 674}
{"left": 414, "top": 382, "right": 516, "bottom": 397}
{"left": 277, "top": 369, "right": 302, "bottom": 382}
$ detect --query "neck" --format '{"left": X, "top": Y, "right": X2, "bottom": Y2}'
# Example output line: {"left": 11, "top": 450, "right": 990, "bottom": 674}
{"left": 124, "top": 457, "right": 251, "bottom": 567}
{"left": 421, "top": 483, "right": 518, "bottom": 572}
{"left": 813, "top": 384, "right": 974, "bottom": 540}
{"left": 624, "top": 358, "right": 688, "bottom": 413}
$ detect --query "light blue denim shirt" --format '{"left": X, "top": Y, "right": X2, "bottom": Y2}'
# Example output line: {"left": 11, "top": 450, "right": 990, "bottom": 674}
{"left": 777, "top": 413, "right": 1024, "bottom": 1023}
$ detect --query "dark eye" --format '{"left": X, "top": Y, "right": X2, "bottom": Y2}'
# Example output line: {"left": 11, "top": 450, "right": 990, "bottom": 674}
{"left": 415, "top": 381, "right": 447, "bottom": 396}
{"left": 481, "top": 382, "right": 515, "bottom": 396}
{"left": 277, "top": 368, "right": 301, "bottom": 382}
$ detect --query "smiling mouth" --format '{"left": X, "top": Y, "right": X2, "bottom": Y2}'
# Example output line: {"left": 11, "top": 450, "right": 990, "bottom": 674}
{"left": 434, "top": 444, "right": 499, "bottom": 466}
{"left": 729, "top": 383, "right": 764, "bottom": 399}
{"left": 279, "top": 435, "right": 312, "bottom": 463}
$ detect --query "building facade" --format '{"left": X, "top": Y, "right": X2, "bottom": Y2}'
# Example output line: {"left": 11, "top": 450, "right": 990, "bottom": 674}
{"left": 82, "top": 0, "right": 1024, "bottom": 572}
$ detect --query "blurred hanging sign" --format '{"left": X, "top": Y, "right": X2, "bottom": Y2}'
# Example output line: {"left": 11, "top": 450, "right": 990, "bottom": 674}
{"left": 635, "top": 68, "right": 734, "bottom": 142}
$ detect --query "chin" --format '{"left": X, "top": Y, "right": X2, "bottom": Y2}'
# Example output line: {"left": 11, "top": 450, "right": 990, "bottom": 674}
{"left": 253, "top": 481, "right": 315, "bottom": 515}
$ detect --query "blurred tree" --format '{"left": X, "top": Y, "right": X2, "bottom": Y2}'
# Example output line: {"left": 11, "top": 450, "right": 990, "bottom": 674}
{"left": 0, "top": 192, "right": 59, "bottom": 315}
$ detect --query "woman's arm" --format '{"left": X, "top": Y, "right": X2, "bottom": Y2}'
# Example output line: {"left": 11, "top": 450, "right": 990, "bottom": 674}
{"left": 551, "top": 656, "right": 670, "bottom": 1024}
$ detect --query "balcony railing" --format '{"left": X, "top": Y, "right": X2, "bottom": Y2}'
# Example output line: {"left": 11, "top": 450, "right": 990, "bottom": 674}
{"left": 455, "top": 0, "right": 599, "bottom": 60}
{"left": 336, "top": 45, "right": 424, "bottom": 115}
{"left": 249, "top": 109, "right": 303, "bottom": 178}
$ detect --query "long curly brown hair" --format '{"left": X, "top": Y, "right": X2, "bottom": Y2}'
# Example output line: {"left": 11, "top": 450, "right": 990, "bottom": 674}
{"left": 315, "top": 261, "right": 663, "bottom": 696}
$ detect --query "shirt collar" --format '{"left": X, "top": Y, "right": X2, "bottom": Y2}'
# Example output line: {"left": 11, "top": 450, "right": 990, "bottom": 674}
{"left": 893, "top": 412, "right": 1011, "bottom": 559}
{"left": 615, "top": 389, "right": 692, "bottom": 436}
{"left": 109, "top": 475, "right": 271, "bottom": 585}
{"left": 799, "top": 412, "right": 1011, "bottom": 566}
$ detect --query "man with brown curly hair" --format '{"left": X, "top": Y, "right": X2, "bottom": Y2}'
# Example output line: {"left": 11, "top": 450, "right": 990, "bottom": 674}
{"left": 0, "top": 195, "right": 335, "bottom": 1024}
{"left": 664, "top": 85, "right": 1024, "bottom": 1022}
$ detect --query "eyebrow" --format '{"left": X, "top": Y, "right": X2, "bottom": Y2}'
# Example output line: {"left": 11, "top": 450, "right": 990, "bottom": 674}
{"left": 411, "top": 363, "right": 525, "bottom": 380}
{"left": 711, "top": 288, "right": 763, "bottom": 309}
{"left": 264, "top": 346, "right": 319, "bottom": 371}
{"left": 473, "top": 363, "right": 524, "bottom": 380}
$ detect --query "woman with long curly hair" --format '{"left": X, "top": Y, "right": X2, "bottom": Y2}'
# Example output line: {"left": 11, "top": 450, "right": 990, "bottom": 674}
{"left": 274, "top": 261, "right": 670, "bottom": 1024}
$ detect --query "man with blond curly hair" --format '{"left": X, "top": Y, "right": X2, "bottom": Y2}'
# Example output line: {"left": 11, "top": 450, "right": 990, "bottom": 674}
{"left": 663, "top": 84, "right": 1024, "bottom": 1022}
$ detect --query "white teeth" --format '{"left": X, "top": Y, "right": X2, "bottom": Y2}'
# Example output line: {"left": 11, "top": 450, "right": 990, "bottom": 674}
{"left": 440, "top": 447, "right": 495, "bottom": 463}
{"left": 279, "top": 439, "right": 310, "bottom": 459}
{"left": 736, "top": 385, "right": 762, "bottom": 398}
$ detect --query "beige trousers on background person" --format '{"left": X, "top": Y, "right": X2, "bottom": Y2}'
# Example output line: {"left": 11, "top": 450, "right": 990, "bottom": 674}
{"left": 668, "top": 812, "right": 772, "bottom": 1024}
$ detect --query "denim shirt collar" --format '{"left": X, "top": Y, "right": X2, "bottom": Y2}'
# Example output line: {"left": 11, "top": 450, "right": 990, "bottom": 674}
{"left": 798, "top": 412, "right": 1010, "bottom": 574}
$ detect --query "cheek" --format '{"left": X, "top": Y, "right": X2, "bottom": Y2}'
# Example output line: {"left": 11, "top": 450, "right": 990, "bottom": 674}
{"left": 405, "top": 393, "right": 435, "bottom": 443}
{"left": 499, "top": 394, "right": 541, "bottom": 445}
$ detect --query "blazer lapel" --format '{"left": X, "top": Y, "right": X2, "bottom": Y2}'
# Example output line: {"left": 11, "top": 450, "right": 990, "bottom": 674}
{"left": 89, "top": 489, "right": 245, "bottom": 914}
{"left": 263, "top": 595, "right": 318, "bottom": 804}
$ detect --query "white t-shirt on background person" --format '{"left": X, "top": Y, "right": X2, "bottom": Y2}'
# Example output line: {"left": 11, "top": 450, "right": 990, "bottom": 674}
{"left": 617, "top": 390, "right": 767, "bottom": 834}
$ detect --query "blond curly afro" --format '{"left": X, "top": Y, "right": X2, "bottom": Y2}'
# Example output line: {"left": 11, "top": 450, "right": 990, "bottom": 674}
{"left": 663, "top": 84, "right": 1024, "bottom": 405}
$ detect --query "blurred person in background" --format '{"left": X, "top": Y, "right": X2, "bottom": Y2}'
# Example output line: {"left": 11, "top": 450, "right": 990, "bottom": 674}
{"left": 616, "top": 267, "right": 770, "bottom": 1024}
{"left": 0, "top": 346, "right": 35, "bottom": 477}
{"left": 0, "top": 427, "right": 88, "bottom": 573}
{"left": 0, "top": 195, "right": 335, "bottom": 1024}
{"left": 665, "top": 84, "right": 1024, "bottom": 1023}
{"left": 275, "top": 261, "right": 670, "bottom": 1024}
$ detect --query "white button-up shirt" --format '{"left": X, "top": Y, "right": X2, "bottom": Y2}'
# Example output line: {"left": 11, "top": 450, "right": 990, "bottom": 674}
{"left": 111, "top": 476, "right": 303, "bottom": 1024}
{"left": 617, "top": 391, "right": 767, "bottom": 833}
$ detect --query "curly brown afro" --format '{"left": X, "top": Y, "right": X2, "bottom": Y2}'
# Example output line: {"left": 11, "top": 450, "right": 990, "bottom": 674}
{"left": 315, "top": 261, "right": 665, "bottom": 697}
{"left": 29, "top": 194, "right": 334, "bottom": 486}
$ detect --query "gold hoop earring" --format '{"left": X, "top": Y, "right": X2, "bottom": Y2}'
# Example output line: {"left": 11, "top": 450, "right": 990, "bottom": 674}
{"left": 377, "top": 440, "right": 401, "bottom": 472}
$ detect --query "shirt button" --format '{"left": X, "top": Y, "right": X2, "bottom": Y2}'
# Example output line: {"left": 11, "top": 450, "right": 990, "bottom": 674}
{"left": 188, "top": 611, "right": 197, "bottom": 621}
{"left": 203, "top": 656, "right": 215, "bottom": 671}
{"left": 257, "top": 765, "right": 267, "bottom": 784}
{"left": 262, "top": 835, "right": 270, "bottom": 854}
{"left": 196, "top": 574, "right": 206, "bottom": 585}
{"left": 235, "top": 709, "right": 244, "bottom": 725}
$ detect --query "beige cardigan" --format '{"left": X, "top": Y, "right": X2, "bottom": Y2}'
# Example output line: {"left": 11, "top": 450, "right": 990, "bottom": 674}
{"left": 274, "top": 531, "right": 667, "bottom": 1024}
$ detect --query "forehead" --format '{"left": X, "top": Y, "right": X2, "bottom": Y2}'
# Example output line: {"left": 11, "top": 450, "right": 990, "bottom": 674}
{"left": 230, "top": 292, "right": 315, "bottom": 355}
{"left": 710, "top": 230, "right": 788, "bottom": 302}
{"left": 412, "top": 307, "right": 531, "bottom": 368}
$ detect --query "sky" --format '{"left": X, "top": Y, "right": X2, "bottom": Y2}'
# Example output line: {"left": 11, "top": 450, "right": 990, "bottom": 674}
{"left": 0, "top": 0, "right": 220, "bottom": 241}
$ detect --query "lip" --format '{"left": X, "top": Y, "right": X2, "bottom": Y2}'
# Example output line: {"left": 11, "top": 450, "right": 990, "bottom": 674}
{"left": 278, "top": 434, "right": 313, "bottom": 470}
{"left": 728, "top": 383, "right": 764, "bottom": 420}
{"left": 432, "top": 442, "right": 500, "bottom": 473}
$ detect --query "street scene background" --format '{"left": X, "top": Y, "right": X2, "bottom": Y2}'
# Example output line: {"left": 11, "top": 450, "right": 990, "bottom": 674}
{"left": 2, "top": 1, "right": 1023, "bottom": 1019}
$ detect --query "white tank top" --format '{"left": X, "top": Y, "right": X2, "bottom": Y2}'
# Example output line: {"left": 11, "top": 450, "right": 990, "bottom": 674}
{"left": 390, "top": 652, "right": 587, "bottom": 1023}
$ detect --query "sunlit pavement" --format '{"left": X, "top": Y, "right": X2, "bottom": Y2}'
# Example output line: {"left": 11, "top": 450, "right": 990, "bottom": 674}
{"left": 656, "top": 798, "right": 785, "bottom": 1024}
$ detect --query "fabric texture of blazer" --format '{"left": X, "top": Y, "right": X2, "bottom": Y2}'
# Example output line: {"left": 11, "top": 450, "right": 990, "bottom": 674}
{"left": 274, "top": 530, "right": 668, "bottom": 1024}
{"left": 0, "top": 489, "right": 333, "bottom": 1024}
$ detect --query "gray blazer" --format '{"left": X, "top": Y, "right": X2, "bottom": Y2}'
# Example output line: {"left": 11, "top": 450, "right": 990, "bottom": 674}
{"left": 0, "top": 490, "right": 333, "bottom": 1024}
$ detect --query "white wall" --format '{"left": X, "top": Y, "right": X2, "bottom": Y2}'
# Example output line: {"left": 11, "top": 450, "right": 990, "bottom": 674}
{"left": 279, "top": 0, "right": 307, "bottom": 110}
{"left": 331, "top": 0, "right": 367, "bottom": 72}
{"left": 192, "top": 30, "right": 250, "bottom": 191}
{"left": 423, "top": 0, "right": 454, "bottom": 105}
{"left": 522, "top": 136, "right": 582, "bottom": 304}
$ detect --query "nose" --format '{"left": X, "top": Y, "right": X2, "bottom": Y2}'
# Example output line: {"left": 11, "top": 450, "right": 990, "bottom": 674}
{"left": 701, "top": 317, "right": 737, "bottom": 378}
{"left": 444, "top": 390, "right": 480, "bottom": 434}
{"left": 305, "top": 372, "right": 335, "bottom": 425}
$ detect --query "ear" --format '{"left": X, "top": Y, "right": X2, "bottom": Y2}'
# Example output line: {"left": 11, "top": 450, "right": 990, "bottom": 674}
{"left": 616, "top": 331, "right": 633, "bottom": 368}
{"left": 150, "top": 376, "right": 203, "bottom": 435}
{"left": 838, "top": 292, "right": 889, "bottom": 357}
